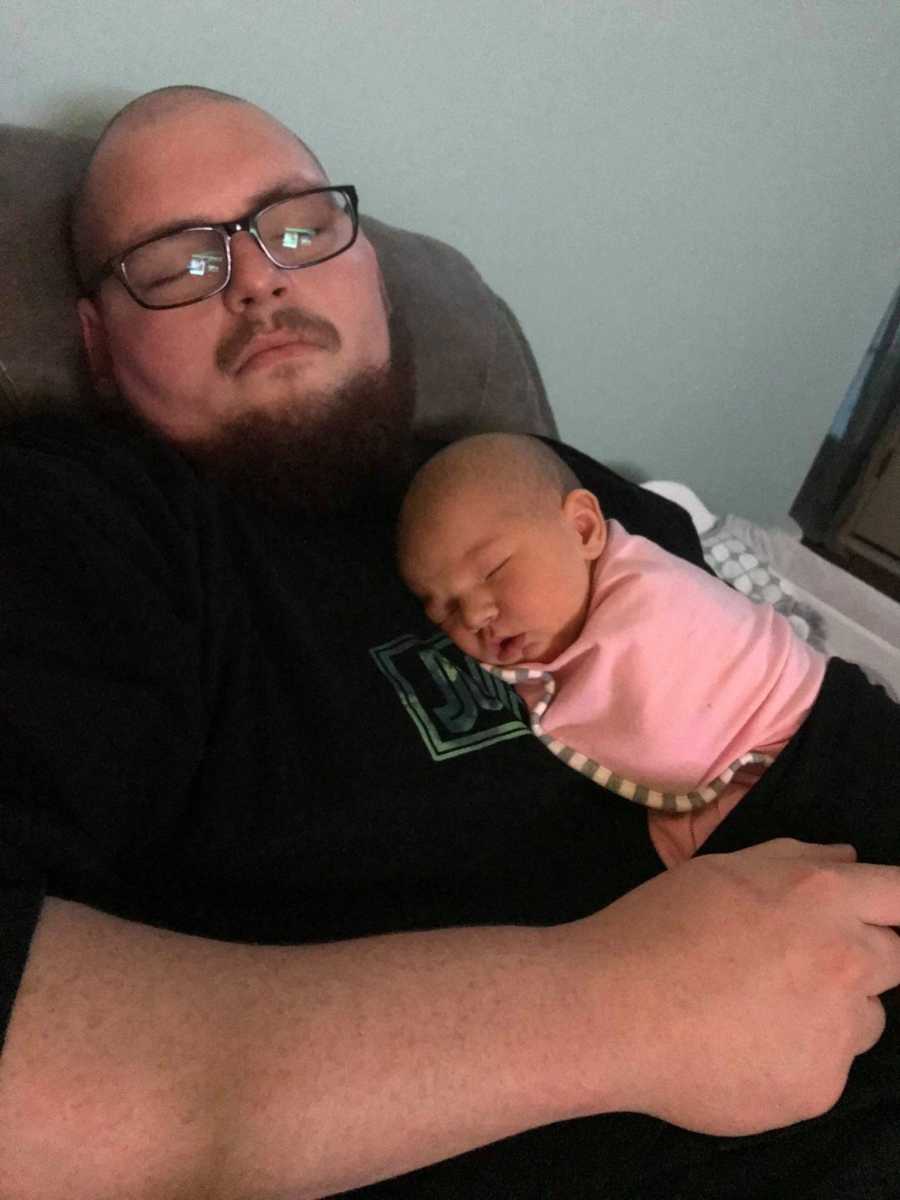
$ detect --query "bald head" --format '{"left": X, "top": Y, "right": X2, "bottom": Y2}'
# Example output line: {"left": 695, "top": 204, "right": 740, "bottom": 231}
{"left": 400, "top": 433, "right": 580, "bottom": 538}
{"left": 397, "top": 433, "right": 583, "bottom": 577}
{"left": 70, "top": 85, "right": 324, "bottom": 290}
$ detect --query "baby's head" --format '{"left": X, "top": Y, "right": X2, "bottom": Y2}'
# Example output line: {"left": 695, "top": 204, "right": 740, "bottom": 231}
{"left": 397, "top": 433, "right": 607, "bottom": 666}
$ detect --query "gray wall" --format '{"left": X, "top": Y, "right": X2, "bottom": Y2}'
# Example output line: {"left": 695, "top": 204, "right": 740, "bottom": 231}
{"left": 4, "top": 0, "right": 899, "bottom": 525}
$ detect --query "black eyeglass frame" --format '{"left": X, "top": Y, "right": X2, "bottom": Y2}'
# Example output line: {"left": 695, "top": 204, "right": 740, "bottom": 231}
{"left": 85, "top": 184, "right": 359, "bottom": 310}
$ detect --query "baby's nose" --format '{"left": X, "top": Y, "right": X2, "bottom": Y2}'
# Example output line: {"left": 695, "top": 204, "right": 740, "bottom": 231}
{"left": 460, "top": 591, "right": 498, "bottom": 632}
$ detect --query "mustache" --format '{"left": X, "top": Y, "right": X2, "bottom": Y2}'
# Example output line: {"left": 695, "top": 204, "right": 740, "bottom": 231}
{"left": 216, "top": 308, "right": 341, "bottom": 374}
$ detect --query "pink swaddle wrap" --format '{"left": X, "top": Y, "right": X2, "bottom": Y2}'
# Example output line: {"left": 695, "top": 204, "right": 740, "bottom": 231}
{"left": 484, "top": 520, "right": 826, "bottom": 866}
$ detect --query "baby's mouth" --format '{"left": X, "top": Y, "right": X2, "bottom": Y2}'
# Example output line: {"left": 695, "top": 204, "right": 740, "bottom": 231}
{"left": 495, "top": 633, "right": 527, "bottom": 664}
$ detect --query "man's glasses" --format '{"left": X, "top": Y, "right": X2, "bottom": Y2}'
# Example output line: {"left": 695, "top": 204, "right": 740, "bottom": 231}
{"left": 87, "top": 185, "right": 359, "bottom": 310}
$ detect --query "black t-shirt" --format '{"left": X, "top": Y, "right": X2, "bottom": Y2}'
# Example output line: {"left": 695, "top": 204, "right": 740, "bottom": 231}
{"left": 2, "top": 414, "right": 899, "bottom": 1200}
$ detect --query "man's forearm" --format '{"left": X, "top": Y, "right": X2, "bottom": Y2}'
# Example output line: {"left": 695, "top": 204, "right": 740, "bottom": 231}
{"left": 7, "top": 843, "right": 900, "bottom": 1200}
{"left": 220, "top": 917, "right": 608, "bottom": 1199}
{"left": 0, "top": 897, "right": 604, "bottom": 1200}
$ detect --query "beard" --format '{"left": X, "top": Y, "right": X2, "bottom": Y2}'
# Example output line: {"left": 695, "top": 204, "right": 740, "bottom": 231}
{"left": 182, "top": 312, "right": 418, "bottom": 515}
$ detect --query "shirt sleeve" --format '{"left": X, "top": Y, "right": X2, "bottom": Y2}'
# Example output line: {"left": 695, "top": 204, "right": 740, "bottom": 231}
{"left": 0, "top": 415, "right": 210, "bottom": 1055}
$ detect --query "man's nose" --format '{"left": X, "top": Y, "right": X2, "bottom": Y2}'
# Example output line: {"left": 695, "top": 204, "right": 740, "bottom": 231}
{"left": 221, "top": 230, "right": 290, "bottom": 312}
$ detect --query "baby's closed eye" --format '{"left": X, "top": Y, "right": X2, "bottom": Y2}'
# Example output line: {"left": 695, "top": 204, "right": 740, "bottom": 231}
{"left": 484, "top": 556, "right": 511, "bottom": 581}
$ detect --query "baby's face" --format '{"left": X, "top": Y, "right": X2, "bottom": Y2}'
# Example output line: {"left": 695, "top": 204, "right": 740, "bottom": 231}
{"left": 400, "top": 484, "right": 603, "bottom": 666}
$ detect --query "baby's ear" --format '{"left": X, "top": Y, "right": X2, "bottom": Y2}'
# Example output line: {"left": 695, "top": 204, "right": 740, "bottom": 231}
{"left": 562, "top": 489, "right": 607, "bottom": 559}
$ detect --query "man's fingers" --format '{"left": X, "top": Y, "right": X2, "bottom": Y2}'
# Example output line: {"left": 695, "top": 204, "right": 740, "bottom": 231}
{"left": 745, "top": 844, "right": 900, "bottom": 927}
{"left": 857, "top": 996, "right": 888, "bottom": 1055}
{"left": 726, "top": 842, "right": 900, "bottom": 927}
{"left": 741, "top": 837, "right": 859, "bottom": 863}
{"left": 832, "top": 861, "right": 900, "bottom": 928}
{"left": 856, "top": 922, "right": 900, "bottom": 999}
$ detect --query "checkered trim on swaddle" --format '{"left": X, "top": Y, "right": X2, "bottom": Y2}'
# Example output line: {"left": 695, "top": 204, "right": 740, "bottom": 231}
{"left": 482, "top": 663, "right": 774, "bottom": 813}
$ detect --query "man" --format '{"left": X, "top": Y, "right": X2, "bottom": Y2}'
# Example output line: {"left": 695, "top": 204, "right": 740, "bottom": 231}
{"left": 1, "top": 86, "right": 900, "bottom": 1200}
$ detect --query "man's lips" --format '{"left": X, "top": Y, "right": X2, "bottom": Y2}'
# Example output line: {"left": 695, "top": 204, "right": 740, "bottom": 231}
{"left": 234, "top": 333, "right": 327, "bottom": 375}
{"left": 216, "top": 309, "right": 341, "bottom": 375}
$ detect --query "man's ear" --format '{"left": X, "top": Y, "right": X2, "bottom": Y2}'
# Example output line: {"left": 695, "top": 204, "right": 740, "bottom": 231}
{"left": 77, "top": 297, "right": 117, "bottom": 397}
{"left": 375, "top": 260, "right": 393, "bottom": 318}
{"left": 562, "top": 488, "right": 607, "bottom": 560}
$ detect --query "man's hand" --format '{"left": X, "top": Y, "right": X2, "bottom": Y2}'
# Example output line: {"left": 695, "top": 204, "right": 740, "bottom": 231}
{"left": 4, "top": 839, "right": 900, "bottom": 1200}
{"left": 560, "top": 838, "right": 900, "bottom": 1136}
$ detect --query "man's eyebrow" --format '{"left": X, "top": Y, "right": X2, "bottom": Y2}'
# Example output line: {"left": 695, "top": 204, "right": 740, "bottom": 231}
{"left": 112, "top": 175, "right": 327, "bottom": 256}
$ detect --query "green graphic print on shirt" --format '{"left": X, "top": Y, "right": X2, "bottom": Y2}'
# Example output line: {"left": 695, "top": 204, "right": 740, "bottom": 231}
{"left": 370, "top": 632, "right": 530, "bottom": 761}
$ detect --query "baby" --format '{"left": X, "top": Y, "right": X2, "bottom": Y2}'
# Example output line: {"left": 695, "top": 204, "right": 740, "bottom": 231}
{"left": 396, "top": 432, "right": 834, "bottom": 867}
